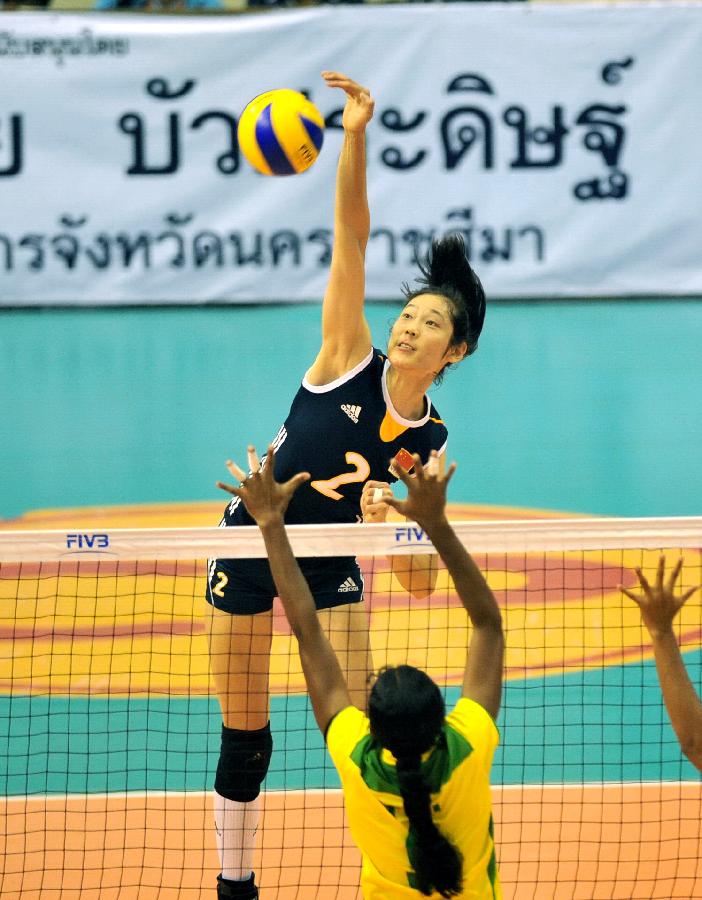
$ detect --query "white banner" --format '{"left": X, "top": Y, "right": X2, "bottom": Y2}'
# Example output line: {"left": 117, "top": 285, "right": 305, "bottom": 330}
{"left": 1, "top": 3, "right": 701, "bottom": 305}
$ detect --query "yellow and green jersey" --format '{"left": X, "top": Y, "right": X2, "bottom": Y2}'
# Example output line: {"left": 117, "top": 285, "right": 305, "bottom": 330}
{"left": 326, "top": 697, "right": 501, "bottom": 900}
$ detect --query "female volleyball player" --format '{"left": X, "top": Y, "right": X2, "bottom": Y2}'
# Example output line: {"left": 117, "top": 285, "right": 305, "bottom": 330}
{"left": 622, "top": 558, "right": 702, "bottom": 772}
{"left": 218, "top": 446, "right": 504, "bottom": 899}
{"left": 206, "top": 71, "right": 486, "bottom": 899}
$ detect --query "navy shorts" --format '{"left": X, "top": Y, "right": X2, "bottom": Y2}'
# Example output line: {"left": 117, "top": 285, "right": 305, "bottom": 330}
{"left": 206, "top": 555, "right": 364, "bottom": 615}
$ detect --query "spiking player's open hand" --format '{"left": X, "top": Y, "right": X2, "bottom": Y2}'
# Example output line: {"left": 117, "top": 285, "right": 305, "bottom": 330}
{"left": 322, "top": 71, "right": 374, "bottom": 133}
{"left": 217, "top": 444, "right": 310, "bottom": 529}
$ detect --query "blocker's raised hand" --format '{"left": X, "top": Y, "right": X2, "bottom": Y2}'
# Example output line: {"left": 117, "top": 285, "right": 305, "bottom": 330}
{"left": 621, "top": 555, "right": 700, "bottom": 637}
{"left": 384, "top": 450, "right": 456, "bottom": 532}
{"left": 217, "top": 444, "right": 310, "bottom": 528}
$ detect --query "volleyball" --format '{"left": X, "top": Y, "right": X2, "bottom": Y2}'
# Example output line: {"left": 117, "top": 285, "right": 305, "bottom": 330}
{"left": 237, "top": 89, "right": 325, "bottom": 176}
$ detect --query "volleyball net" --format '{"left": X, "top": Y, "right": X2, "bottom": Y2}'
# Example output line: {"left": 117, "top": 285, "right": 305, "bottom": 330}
{"left": 1, "top": 517, "right": 701, "bottom": 900}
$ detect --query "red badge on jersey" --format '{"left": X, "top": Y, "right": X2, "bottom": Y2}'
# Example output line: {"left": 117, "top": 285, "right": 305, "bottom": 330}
{"left": 390, "top": 448, "right": 416, "bottom": 475}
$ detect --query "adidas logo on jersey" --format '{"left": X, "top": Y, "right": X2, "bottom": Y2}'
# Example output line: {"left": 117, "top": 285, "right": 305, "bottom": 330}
{"left": 340, "top": 404, "right": 361, "bottom": 423}
{"left": 338, "top": 577, "right": 358, "bottom": 593}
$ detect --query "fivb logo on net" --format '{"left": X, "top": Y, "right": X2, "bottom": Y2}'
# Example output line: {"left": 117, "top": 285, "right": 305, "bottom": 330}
{"left": 65, "top": 533, "right": 110, "bottom": 552}
{"left": 393, "top": 525, "right": 432, "bottom": 546}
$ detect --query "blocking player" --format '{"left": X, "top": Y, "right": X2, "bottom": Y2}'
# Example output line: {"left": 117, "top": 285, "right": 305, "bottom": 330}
{"left": 217, "top": 447, "right": 504, "bottom": 899}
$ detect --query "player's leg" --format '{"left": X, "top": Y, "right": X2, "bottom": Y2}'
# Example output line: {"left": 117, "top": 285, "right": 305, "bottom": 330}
{"left": 206, "top": 605, "right": 272, "bottom": 730}
{"left": 305, "top": 558, "right": 373, "bottom": 710}
{"left": 205, "top": 604, "right": 273, "bottom": 899}
{"left": 318, "top": 600, "right": 373, "bottom": 710}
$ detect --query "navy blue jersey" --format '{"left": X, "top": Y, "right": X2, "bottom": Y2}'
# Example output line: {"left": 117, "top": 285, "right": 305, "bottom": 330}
{"left": 221, "top": 348, "right": 448, "bottom": 529}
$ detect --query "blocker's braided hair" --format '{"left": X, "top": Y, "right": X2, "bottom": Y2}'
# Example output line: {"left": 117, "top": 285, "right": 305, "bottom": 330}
{"left": 369, "top": 665, "right": 463, "bottom": 898}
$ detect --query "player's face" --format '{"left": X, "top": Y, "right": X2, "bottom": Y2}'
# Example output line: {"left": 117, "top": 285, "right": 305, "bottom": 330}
{"left": 388, "top": 294, "right": 466, "bottom": 377}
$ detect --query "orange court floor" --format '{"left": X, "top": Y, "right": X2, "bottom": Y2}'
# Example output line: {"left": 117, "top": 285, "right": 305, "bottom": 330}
{"left": 2, "top": 783, "right": 702, "bottom": 900}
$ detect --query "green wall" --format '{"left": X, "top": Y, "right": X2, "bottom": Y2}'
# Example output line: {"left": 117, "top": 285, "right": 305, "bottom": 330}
{"left": 1, "top": 299, "right": 701, "bottom": 520}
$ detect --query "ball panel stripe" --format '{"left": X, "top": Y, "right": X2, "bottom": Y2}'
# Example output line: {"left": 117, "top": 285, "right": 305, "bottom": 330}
{"left": 236, "top": 98, "right": 273, "bottom": 176}
{"left": 254, "top": 103, "right": 296, "bottom": 176}
{"left": 300, "top": 115, "right": 324, "bottom": 152}
{"left": 237, "top": 138, "right": 272, "bottom": 176}
{"left": 270, "top": 105, "right": 321, "bottom": 173}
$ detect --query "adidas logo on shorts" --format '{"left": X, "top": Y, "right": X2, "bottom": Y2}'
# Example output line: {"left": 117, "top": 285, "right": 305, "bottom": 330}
{"left": 337, "top": 577, "right": 358, "bottom": 593}
{"left": 340, "top": 404, "right": 361, "bottom": 423}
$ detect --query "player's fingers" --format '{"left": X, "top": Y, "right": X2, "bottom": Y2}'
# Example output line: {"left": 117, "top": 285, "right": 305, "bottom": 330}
{"left": 346, "top": 87, "right": 370, "bottom": 106}
{"left": 410, "top": 453, "right": 426, "bottom": 480}
{"left": 247, "top": 445, "right": 260, "bottom": 474}
{"left": 284, "top": 471, "right": 310, "bottom": 493}
{"left": 681, "top": 585, "right": 701, "bottom": 604}
{"left": 322, "top": 70, "right": 364, "bottom": 88}
{"left": 634, "top": 567, "right": 652, "bottom": 595}
{"left": 321, "top": 73, "right": 354, "bottom": 89}
{"left": 655, "top": 554, "right": 666, "bottom": 592}
{"left": 364, "top": 480, "right": 390, "bottom": 490}
{"left": 619, "top": 586, "right": 642, "bottom": 604}
{"left": 262, "top": 444, "right": 277, "bottom": 479}
{"left": 424, "top": 451, "right": 439, "bottom": 477}
{"left": 666, "top": 557, "right": 683, "bottom": 592}
{"left": 226, "top": 459, "right": 247, "bottom": 483}
{"left": 444, "top": 461, "right": 457, "bottom": 484}
{"left": 216, "top": 480, "right": 240, "bottom": 497}
{"left": 323, "top": 75, "right": 371, "bottom": 103}
{"left": 389, "top": 457, "right": 412, "bottom": 487}
{"left": 383, "top": 496, "right": 405, "bottom": 515}
{"left": 361, "top": 483, "right": 390, "bottom": 512}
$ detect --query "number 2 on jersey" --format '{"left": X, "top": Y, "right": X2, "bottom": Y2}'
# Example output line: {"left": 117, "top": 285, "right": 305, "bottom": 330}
{"left": 212, "top": 570, "right": 229, "bottom": 598}
{"left": 311, "top": 452, "right": 370, "bottom": 501}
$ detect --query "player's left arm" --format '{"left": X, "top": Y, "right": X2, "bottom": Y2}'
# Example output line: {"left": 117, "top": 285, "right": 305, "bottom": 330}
{"left": 217, "top": 446, "right": 352, "bottom": 735}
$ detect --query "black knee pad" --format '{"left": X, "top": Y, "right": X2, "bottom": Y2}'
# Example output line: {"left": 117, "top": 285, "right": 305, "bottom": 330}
{"left": 214, "top": 722, "right": 273, "bottom": 803}
{"left": 217, "top": 873, "right": 257, "bottom": 899}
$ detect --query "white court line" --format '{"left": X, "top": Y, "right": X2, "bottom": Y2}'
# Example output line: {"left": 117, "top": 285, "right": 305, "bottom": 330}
{"left": 3, "top": 782, "right": 701, "bottom": 802}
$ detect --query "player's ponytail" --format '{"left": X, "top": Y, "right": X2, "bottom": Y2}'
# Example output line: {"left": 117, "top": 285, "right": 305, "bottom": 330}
{"left": 395, "top": 752, "right": 463, "bottom": 898}
{"left": 402, "top": 234, "right": 486, "bottom": 378}
{"left": 368, "top": 665, "right": 463, "bottom": 898}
